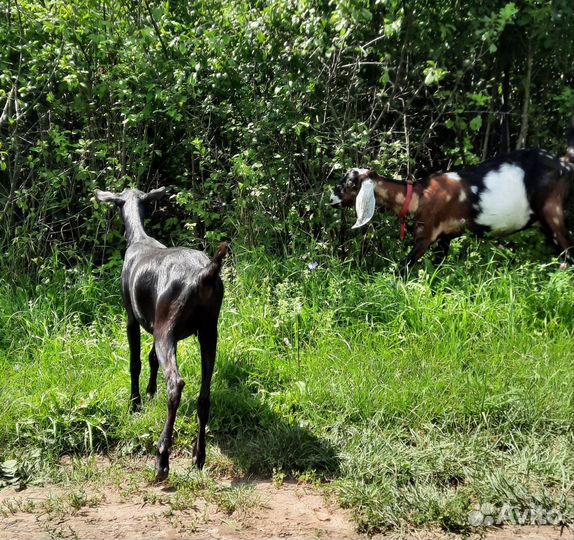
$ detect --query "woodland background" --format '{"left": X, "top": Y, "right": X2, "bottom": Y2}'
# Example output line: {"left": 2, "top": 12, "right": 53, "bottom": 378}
{"left": 1, "top": 0, "right": 573, "bottom": 272}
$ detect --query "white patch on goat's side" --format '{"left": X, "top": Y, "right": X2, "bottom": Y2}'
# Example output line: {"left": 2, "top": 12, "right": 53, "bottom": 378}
{"left": 475, "top": 163, "right": 532, "bottom": 233}
{"left": 330, "top": 193, "right": 342, "bottom": 205}
{"left": 470, "top": 185, "right": 478, "bottom": 194}
{"left": 445, "top": 172, "right": 461, "bottom": 181}
{"left": 459, "top": 191, "right": 467, "bottom": 202}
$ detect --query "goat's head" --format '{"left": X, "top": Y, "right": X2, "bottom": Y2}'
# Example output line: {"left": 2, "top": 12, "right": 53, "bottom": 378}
{"left": 95, "top": 187, "right": 166, "bottom": 206}
{"left": 330, "top": 168, "right": 377, "bottom": 228}
{"left": 95, "top": 187, "right": 166, "bottom": 218}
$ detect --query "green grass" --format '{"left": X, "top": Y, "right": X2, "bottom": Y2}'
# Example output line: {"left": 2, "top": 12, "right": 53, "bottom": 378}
{"left": 0, "top": 243, "right": 572, "bottom": 534}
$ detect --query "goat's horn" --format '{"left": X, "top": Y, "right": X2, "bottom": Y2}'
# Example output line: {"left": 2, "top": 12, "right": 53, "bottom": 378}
{"left": 144, "top": 187, "right": 167, "bottom": 201}
{"left": 94, "top": 189, "right": 122, "bottom": 204}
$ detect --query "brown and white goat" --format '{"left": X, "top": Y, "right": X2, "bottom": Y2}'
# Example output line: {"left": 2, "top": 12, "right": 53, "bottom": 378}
{"left": 330, "top": 137, "right": 574, "bottom": 274}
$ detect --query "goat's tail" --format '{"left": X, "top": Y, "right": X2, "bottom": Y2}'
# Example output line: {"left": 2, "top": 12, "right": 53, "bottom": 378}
{"left": 200, "top": 242, "right": 229, "bottom": 282}
{"left": 565, "top": 126, "right": 574, "bottom": 163}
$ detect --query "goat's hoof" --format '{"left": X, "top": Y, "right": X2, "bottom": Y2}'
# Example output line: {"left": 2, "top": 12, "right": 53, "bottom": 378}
{"left": 192, "top": 447, "right": 205, "bottom": 470}
{"left": 155, "top": 470, "right": 169, "bottom": 483}
{"left": 130, "top": 399, "right": 142, "bottom": 413}
{"left": 155, "top": 465, "right": 169, "bottom": 483}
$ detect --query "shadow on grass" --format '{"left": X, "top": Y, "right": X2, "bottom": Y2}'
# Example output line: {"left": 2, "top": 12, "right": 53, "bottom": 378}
{"left": 178, "top": 360, "right": 340, "bottom": 478}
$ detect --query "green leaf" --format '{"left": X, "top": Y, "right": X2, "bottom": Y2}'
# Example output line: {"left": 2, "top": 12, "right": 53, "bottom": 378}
{"left": 470, "top": 116, "right": 483, "bottom": 132}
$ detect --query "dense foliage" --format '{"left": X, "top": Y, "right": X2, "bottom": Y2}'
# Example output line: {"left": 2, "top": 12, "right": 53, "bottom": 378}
{"left": 1, "top": 0, "right": 573, "bottom": 272}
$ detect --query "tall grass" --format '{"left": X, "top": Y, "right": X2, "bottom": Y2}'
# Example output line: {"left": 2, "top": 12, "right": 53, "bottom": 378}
{"left": 0, "top": 244, "right": 572, "bottom": 532}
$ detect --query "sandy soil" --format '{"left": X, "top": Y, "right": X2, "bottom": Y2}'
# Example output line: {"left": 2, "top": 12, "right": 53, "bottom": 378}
{"left": 0, "top": 460, "right": 568, "bottom": 540}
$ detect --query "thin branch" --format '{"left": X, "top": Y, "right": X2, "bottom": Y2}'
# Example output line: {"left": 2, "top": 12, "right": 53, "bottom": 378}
{"left": 142, "top": 0, "right": 169, "bottom": 60}
{"left": 0, "top": 87, "right": 14, "bottom": 128}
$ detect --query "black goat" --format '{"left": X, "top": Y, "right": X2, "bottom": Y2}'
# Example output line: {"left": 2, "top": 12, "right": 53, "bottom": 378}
{"left": 95, "top": 187, "right": 227, "bottom": 481}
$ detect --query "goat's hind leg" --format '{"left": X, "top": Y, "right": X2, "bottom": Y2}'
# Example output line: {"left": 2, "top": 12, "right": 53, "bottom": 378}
{"left": 193, "top": 325, "right": 217, "bottom": 469}
{"left": 540, "top": 197, "right": 574, "bottom": 266}
{"left": 154, "top": 336, "right": 185, "bottom": 482}
{"left": 127, "top": 313, "right": 142, "bottom": 411}
{"left": 146, "top": 343, "right": 159, "bottom": 398}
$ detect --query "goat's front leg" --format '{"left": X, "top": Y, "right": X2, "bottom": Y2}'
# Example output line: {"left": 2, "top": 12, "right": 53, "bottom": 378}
{"left": 127, "top": 315, "right": 142, "bottom": 411}
{"left": 399, "top": 235, "right": 433, "bottom": 277}
{"left": 154, "top": 336, "right": 185, "bottom": 482}
{"left": 432, "top": 236, "right": 452, "bottom": 266}
{"left": 193, "top": 326, "right": 217, "bottom": 469}
{"left": 146, "top": 343, "right": 159, "bottom": 398}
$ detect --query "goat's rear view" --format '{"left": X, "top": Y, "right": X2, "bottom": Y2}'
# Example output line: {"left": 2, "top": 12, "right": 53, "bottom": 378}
{"left": 95, "top": 186, "right": 227, "bottom": 481}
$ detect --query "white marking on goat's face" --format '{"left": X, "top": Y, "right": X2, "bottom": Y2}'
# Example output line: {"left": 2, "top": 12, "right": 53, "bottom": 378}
{"left": 475, "top": 163, "right": 532, "bottom": 233}
{"left": 445, "top": 172, "right": 461, "bottom": 181}
{"left": 331, "top": 167, "right": 370, "bottom": 207}
{"left": 471, "top": 186, "right": 478, "bottom": 194}
{"left": 552, "top": 217, "right": 560, "bottom": 225}
{"left": 459, "top": 191, "right": 467, "bottom": 202}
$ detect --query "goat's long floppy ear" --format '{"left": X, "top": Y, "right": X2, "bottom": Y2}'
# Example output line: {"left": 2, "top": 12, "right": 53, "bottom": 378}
{"left": 94, "top": 190, "right": 122, "bottom": 204}
{"left": 143, "top": 186, "right": 166, "bottom": 202}
{"left": 351, "top": 178, "right": 376, "bottom": 229}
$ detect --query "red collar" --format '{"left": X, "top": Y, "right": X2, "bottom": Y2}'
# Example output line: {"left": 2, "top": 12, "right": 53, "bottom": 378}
{"left": 399, "top": 180, "right": 414, "bottom": 241}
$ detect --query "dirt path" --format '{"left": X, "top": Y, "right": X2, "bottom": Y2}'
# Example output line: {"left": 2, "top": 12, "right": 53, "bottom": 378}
{"left": 0, "top": 459, "right": 567, "bottom": 540}
{"left": 1, "top": 479, "right": 356, "bottom": 540}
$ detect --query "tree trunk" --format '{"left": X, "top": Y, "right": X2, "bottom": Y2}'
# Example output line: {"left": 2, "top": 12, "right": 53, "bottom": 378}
{"left": 516, "top": 42, "right": 533, "bottom": 150}
{"left": 500, "top": 65, "right": 511, "bottom": 154}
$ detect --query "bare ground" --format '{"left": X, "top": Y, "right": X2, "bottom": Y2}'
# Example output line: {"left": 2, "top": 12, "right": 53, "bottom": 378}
{"left": 0, "top": 458, "right": 568, "bottom": 540}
